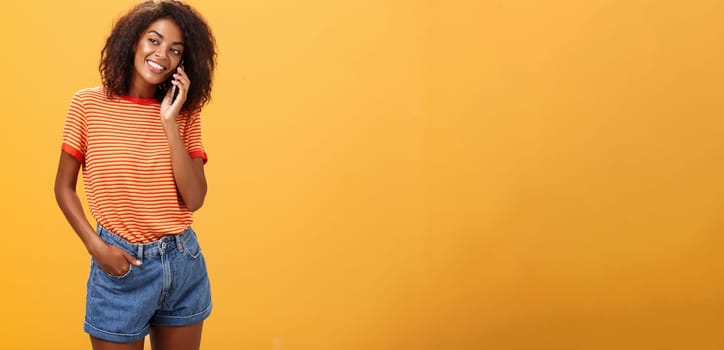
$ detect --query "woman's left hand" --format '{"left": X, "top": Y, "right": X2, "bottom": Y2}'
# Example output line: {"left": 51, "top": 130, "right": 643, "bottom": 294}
{"left": 160, "top": 66, "right": 190, "bottom": 124}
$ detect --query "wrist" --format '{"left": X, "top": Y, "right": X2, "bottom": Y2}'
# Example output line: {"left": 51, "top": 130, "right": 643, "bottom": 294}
{"left": 86, "top": 238, "right": 107, "bottom": 257}
{"left": 162, "top": 117, "right": 179, "bottom": 129}
{"left": 162, "top": 120, "right": 180, "bottom": 137}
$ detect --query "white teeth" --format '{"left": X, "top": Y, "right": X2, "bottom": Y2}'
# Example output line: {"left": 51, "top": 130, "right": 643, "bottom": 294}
{"left": 147, "top": 60, "right": 166, "bottom": 71}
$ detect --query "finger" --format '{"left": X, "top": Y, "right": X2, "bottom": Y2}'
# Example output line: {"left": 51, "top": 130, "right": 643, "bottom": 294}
{"left": 173, "top": 68, "right": 186, "bottom": 81}
{"left": 163, "top": 84, "right": 174, "bottom": 101}
{"left": 173, "top": 74, "right": 190, "bottom": 87}
{"left": 174, "top": 69, "right": 191, "bottom": 84}
{"left": 172, "top": 81, "right": 189, "bottom": 101}
{"left": 122, "top": 250, "right": 142, "bottom": 266}
{"left": 171, "top": 81, "right": 186, "bottom": 100}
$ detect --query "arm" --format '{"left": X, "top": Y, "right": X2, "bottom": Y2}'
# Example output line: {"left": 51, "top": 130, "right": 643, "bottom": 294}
{"left": 162, "top": 125, "right": 207, "bottom": 211}
{"left": 160, "top": 66, "right": 208, "bottom": 212}
{"left": 54, "top": 151, "right": 141, "bottom": 274}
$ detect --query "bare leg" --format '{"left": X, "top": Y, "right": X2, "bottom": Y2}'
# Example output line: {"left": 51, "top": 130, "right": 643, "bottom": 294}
{"left": 90, "top": 336, "right": 144, "bottom": 350}
{"left": 150, "top": 322, "right": 204, "bottom": 350}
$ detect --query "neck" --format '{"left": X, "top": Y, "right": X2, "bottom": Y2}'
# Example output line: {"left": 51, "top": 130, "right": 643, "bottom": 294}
{"left": 127, "top": 76, "right": 156, "bottom": 98}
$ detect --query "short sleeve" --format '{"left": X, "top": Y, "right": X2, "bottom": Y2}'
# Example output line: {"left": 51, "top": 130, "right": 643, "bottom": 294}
{"left": 61, "top": 91, "right": 88, "bottom": 163}
{"left": 183, "top": 110, "right": 208, "bottom": 164}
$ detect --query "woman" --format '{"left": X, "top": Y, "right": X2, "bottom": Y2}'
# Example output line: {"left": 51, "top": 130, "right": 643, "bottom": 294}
{"left": 54, "top": 1, "right": 216, "bottom": 349}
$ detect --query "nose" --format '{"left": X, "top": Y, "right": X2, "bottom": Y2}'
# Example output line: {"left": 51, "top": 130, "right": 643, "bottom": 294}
{"left": 154, "top": 46, "right": 168, "bottom": 59}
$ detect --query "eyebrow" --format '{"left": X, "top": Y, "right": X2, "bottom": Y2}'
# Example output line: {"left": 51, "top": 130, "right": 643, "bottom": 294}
{"left": 148, "top": 30, "right": 185, "bottom": 46}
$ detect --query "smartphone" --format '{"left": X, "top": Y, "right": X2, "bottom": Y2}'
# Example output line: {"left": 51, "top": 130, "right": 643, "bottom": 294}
{"left": 171, "top": 58, "right": 185, "bottom": 103}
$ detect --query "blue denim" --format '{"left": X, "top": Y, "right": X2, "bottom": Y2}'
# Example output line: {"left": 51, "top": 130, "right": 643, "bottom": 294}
{"left": 84, "top": 225, "right": 212, "bottom": 343}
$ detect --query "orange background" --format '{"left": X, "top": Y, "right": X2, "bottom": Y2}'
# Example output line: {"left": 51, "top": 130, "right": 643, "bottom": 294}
{"left": 1, "top": 0, "right": 723, "bottom": 349}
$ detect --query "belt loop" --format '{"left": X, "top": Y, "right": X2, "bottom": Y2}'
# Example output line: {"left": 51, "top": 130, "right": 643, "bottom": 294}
{"left": 137, "top": 244, "right": 144, "bottom": 262}
{"left": 176, "top": 234, "right": 184, "bottom": 253}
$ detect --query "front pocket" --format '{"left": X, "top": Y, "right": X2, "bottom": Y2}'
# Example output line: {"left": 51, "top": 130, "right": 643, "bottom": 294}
{"left": 96, "top": 260, "right": 134, "bottom": 279}
{"left": 181, "top": 231, "right": 202, "bottom": 260}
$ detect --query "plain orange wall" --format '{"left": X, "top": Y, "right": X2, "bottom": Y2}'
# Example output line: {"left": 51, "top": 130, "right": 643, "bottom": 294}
{"left": 1, "top": 0, "right": 723, "bottom": 349}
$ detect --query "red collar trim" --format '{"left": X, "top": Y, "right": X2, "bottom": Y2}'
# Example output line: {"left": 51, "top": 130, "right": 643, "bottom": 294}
{"left": 119, "top": 95, "right": 159, "bottom": 105}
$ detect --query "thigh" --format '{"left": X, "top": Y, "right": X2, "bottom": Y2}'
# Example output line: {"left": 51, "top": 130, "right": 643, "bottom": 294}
{"left": 91, "top": 336, "right": 144, "bottom": 350}
{"left": 150, "top": 322, "right": 204, "bottom": 350}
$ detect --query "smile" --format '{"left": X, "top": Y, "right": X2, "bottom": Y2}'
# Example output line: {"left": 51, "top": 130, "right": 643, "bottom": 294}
{"left": 146, "top": 59, "right": 167, "bottom": 73}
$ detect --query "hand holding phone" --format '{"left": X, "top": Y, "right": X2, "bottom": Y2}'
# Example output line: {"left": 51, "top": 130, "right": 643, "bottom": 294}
{"left": 171, "top": 58, "right": 185, "bottom": 103}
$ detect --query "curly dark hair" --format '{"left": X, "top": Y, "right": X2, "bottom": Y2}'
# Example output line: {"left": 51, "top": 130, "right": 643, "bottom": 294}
{"left": 99, "top": 0, "right": 216, "bottom": 113}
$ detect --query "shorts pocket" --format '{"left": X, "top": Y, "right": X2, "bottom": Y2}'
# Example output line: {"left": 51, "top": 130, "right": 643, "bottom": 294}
{"left": 181, "top": 231, "right": 202, "bottom": 260}
{"left": 94, "top": 259, "right": 134, "bottom": 279}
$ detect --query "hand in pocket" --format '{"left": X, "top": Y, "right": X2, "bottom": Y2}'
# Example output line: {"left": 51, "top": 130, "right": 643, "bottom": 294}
{"left": 93, "top": 242, "right": 141, "bottom": 277}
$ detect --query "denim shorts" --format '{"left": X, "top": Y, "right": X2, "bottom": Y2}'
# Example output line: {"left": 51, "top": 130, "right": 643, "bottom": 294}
{"left": 84, "top": 225, "right": 212, "bottom": 343}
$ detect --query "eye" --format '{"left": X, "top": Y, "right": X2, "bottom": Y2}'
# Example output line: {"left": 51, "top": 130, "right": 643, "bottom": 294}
{"left": 171, "top": 48, "right": 182, "bottom": 56}
{"left": 148, "top": 38, "right": 159, "bottom": 45}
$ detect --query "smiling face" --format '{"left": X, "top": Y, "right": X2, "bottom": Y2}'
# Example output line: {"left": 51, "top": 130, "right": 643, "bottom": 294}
{"left": 129, "top": 18, "right": 185, "bottom": 98}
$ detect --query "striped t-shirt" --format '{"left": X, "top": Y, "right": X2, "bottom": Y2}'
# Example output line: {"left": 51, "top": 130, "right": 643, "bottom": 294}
{"left": 61, "top": 87, "right": 207, "bottom": 243}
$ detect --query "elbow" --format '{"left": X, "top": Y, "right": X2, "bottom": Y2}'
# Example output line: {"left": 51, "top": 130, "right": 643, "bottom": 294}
{"left": 182, "top": 180, "right": 207, "bottom": 212}
{"left": 184, "top": 192, "right": 206, "bottom": 212}
{"left": 186, "top": 199, "right": 204, "bottom": 212}
{"left": 54, "top": 180, "right": 67, "bottom": 207}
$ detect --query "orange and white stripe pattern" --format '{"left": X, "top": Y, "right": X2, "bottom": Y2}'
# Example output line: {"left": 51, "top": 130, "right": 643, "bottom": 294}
{"left": 62, "top": 87, "right": 207, "bottom": 243}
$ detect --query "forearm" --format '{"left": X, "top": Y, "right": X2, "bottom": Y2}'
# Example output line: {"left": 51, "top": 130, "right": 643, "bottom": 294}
{"left": 54, "top": 186, "right": 104, "bottom": 255}
{"left": 163, "top": 122, "right": 207, "bottom": 211}
{"left": 55, "top": 152, "right": 106, "bottom": 255}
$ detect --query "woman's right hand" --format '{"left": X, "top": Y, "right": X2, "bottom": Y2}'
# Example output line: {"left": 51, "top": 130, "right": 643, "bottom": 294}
{"left": 90, "top": 241, "right": 142, "bottom": 277}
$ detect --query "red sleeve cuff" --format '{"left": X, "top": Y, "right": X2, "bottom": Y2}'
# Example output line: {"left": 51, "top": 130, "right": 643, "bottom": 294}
{"left": 189, "top": 150, "right": 208, "bottom": 164}
{"left": 61, "top": 143, "right": 84, "bottom": 163}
